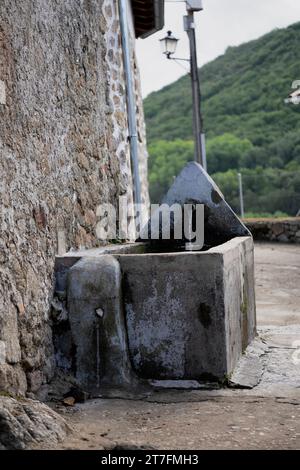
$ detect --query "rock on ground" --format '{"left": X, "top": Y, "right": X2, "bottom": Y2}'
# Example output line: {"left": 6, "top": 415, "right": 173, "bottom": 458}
{"left": 0, "top": 396, "right": 69, "bottom": 449}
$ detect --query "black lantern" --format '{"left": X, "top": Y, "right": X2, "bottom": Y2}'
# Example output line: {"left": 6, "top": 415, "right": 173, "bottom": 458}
{"left": 159, "top": 31, "right": 179, "bottom": 58}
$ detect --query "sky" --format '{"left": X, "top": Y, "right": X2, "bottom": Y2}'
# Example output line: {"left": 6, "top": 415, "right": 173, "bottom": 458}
{"left": 136, "top": 0, "right": 300, "bottom": 97}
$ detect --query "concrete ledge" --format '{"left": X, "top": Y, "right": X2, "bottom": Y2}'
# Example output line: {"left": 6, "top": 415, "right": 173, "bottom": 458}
{"left": 55, "top": 243, "right": 145, "bottom": 297}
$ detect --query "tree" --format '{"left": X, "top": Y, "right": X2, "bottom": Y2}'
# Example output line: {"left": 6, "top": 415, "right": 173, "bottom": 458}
{"left": 207, "top": 134, "right": 253, "bottom": 173}
{"left": 148, "top": 140, "right": 194, "bottom": 203}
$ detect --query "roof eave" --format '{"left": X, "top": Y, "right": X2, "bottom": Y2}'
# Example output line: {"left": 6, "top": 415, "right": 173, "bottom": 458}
{"left": 137, "top": 0, "right": 165, "bottom": 39}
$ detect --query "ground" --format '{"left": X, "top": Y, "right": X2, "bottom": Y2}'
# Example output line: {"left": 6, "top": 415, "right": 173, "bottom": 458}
{"left": 40, "top": 242, "right": 300, "bottom": 450}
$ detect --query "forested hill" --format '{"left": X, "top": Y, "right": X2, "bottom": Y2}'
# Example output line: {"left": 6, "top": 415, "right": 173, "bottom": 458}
{"left": 144, "top": 22, "right": 300, "bottom": 215}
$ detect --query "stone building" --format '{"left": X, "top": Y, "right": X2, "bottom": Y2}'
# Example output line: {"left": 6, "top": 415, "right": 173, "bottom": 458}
{"left": 0, "top": 0, "right": 164, "bottom": 396}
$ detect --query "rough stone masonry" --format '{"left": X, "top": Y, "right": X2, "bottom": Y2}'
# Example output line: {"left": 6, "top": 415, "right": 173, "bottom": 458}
{"left": 0, "top": 0, "right": 149, "bottom": 396}
{"left": 245, "top": 217, "right": 300, "bottom": 243}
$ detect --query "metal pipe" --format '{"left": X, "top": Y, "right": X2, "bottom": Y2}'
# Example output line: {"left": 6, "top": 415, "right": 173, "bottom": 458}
{"left": 119, "top": 0, "right": 142, "bottom": 206}
{"left": 238, "top": 172, "right": 245, "bottom": 218}
{"left": 184, "top": 11, "right": 204, "bottom": 166}
{"left": 201, "top": 132, "right": 207, "bottom": 172}
{"left": 95, "top": 321, "right": 101, "bottom": 389}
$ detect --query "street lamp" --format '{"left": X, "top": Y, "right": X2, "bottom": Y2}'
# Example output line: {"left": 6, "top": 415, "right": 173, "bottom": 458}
{"left": 238, "top": 172, "right": 245, "bottom": 219}
{"left": 160, "top": 0, "right": 207, "bottom": 171}
{"left": 159, "top": 31, "right": 179, "bottom": 59}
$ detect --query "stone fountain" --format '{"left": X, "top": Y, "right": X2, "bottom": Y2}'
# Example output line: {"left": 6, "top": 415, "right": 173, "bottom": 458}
{"left": 53, "top": 163, "right": 256, "bottom": 395}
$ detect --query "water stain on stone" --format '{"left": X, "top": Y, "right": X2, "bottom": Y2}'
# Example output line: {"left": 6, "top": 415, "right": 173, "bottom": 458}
{"left": 198, "top": 303, "right": 212, "bottom": 328}
{"left": 211, "top": 189, "right": 222, "bottom": 205}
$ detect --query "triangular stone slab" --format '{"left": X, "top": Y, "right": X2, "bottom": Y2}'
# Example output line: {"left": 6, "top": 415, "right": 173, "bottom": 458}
{"left": 141, "top": 162, "right": 250, "bottom": 248}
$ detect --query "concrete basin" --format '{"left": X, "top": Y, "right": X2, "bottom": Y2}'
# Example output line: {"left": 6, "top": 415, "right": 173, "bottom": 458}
{"left": 120, "top": 236, "right": 256, "bottom": 381}
{"left": 54, "top": 236, "right": 256, "bottom": 393}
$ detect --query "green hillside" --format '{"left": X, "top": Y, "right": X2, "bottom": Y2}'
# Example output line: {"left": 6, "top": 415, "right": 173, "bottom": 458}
{"left": 144, "top": 22, "right": 300, "bottom": 214}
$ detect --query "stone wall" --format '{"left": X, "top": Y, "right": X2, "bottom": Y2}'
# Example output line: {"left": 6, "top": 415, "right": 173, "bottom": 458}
{"left": 244, "top": 218, "right": 300, "bottom": 243}
{"left": 0, "top": 0, "right": 149, "bottom": 395}
{"left": 103, "top": 0, "right": 150, "bottom": 230}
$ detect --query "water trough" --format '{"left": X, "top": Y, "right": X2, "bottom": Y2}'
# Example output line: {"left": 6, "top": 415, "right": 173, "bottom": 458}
{"left": 53, "top": 163, "right": 256, "bottom": 394}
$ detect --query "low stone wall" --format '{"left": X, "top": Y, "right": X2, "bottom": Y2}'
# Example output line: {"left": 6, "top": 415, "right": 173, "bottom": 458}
{"left": 244, "top": 218, "right": 300, "bottom": 243}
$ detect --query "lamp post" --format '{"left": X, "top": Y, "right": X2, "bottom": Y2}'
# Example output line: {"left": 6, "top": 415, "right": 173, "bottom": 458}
{"left": 238, "top": 172, "right": 245, "bottom": 219}
{"left": 160, "top": 0, "right": 207, "bottom": 170}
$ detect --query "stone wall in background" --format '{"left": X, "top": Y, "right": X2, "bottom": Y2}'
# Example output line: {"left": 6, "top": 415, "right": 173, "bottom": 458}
{"left": 0, "top": 0, "right": 149, "bottom": 396}
{"left": 245, "top": 218, "right": 300, "bottom": 243}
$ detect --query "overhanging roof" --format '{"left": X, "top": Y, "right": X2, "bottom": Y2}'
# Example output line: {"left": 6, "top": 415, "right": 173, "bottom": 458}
{"left": 131, "top": 0, "right": 164, "bottom": 38}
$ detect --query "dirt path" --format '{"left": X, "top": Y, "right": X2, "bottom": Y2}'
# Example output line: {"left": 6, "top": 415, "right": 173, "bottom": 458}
{"left": 44, "top": 242, "right": 300, "bottom": 450}
{"left": 51, "top": 395, "right": 299, "bottom": 450}
{"left": 255, "top": 242, "right": 300, "bottom": 326}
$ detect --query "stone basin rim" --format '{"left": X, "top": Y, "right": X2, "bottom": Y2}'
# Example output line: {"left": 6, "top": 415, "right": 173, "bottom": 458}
{"left": 56, "top": 236, "right": 253, "bottom": 260}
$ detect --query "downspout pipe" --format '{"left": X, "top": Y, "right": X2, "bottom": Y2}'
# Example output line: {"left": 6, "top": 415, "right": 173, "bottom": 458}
{"left": 119, "top": 0, "right": 142, "bottom": 206}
